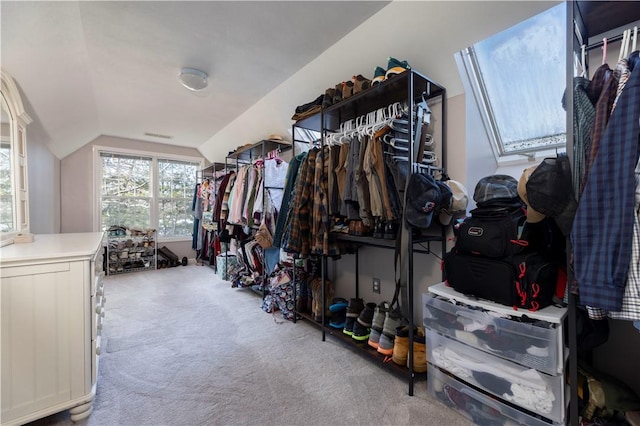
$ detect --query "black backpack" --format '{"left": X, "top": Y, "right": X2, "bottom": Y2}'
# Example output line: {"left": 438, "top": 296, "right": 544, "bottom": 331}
{"left": 443, "top": 202, "right": 564, "bottom": 311}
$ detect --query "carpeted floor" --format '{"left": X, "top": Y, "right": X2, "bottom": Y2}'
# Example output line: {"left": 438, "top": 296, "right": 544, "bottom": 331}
{"left": 27, "top": 265, "right": 473, "bottom": 426}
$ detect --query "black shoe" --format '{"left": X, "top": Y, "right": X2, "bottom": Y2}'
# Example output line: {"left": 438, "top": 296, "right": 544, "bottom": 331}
{"left": 343, "top": 298, "right": 364, "bottom": 336}
{"left": 373, "top": 219, "right": 384, "bottom": 239}
{"left": 352, "top": 302, "right": 376, "bottom": 343}
{"left": 384, "top": 221, "right": 398, "bottom": 239}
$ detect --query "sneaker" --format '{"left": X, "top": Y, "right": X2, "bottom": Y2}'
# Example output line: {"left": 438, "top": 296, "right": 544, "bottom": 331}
{"left": 407, "top": 326, "right": 427, "bottom": 373}
{"left": 333, "top": 83, "right": 343, "bottom": 104}
{"left": 322, "top": 87, "right": 336, "bottom": 108}
{"left": 328, "top": 298, "right": 348, "bottom": 329}
{"left": 343, "top": 298, "right": 364, "bottom": 336}
{"left": 368, "top": 301, "right": 390, "bottom": 349}
{"left": 377, "top": 307, "right": 404, "bottom": 355}
{"left": 385, "top": 57, "right": 411, "bottom": 79}
{"left": 392, "top": 325, "right": 415, "bottom": 366}
{"left": 352, "top": 302, "right": 376, "bottom": 342}
{"left": 372, "top": 66, "right": 386, "bottom": 86}
{"left": 342, "top": 80, "right": 354, "bottom": 99}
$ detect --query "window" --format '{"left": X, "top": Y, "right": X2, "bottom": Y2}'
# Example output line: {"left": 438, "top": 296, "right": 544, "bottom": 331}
{"left": 97, "top": 149, "right": 201, "bottom": 240}
{"left": 460, "top": 3, "right": 566, "bottom": 158}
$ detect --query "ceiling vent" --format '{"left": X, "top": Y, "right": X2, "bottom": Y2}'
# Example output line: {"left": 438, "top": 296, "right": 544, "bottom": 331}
{"left": 144, "top": 132, "right": 173, "bottom": 139}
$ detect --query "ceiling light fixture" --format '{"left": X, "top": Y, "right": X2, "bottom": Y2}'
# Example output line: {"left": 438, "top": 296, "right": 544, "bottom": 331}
{"left": 179, "top": 68, "right": 208, "bottom": 91}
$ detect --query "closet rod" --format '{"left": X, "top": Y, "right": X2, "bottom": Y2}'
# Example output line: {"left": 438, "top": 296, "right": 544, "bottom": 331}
{"left": 585, "top": 31, "right": 627, "bottom": 52}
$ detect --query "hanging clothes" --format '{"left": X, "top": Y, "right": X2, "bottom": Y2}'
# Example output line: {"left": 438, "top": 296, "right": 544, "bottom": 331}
{"left": 573, "top": 51, "right": 640, "bottom": 312}
{"left": 273, "top": 151, "right": 307, "bottom": 248}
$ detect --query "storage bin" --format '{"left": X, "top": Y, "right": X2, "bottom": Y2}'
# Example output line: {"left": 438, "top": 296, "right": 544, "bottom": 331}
{"left": 423, "top": 293, "right": 562, "bottom": 375}
{"left": 428, "top": 364, "right": 562, "bottom": 426}
{"left": 216, "top": 253, "right": 239, "bottom": 281}
{"left": 426, "top": 329, "right": 566, "bottom": 423}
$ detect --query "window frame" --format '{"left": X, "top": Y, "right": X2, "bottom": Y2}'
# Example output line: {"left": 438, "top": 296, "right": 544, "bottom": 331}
{"left": 93, "top": 145, "right": 203, "bottom": 242}
{"left": 457, "top": 3, "right": 567, "bottom": 163}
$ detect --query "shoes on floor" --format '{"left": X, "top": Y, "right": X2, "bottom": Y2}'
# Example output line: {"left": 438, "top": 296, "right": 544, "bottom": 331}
{"left": 368, "top": 301, "right": 390, "bottom": 349}
{"left": 352, "top": 302, "right": 376, "bottom": 343}
{"left": 343, "top": 298, "right": 364, "bottom": 336}
{"left": 376, "top": 306, "right": 404, "bottom": 356}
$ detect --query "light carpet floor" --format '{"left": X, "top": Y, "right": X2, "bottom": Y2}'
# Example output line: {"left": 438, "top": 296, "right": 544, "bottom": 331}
{"left": 27, "top": 265, "right": 473, "bottom": 426}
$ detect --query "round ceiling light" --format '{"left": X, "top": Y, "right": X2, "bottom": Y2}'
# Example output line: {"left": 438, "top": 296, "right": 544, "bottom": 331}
{"left": 179, "top": 68, "right": 208, "bottom": 91}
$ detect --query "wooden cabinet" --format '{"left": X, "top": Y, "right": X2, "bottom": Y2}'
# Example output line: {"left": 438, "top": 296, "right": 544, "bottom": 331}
{"left": 0, "top": 232, "right": 104, "bottom": 425}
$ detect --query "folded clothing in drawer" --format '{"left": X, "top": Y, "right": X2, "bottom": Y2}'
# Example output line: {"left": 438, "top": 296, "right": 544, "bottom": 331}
{"left": 426, "top": 330, "right": 565, "bottom": 423}
{"left": 428, "top": 364, "right": 562, "bottom": 426}
{"left": 423, "top": 294, "right": 561, "bottom": 375}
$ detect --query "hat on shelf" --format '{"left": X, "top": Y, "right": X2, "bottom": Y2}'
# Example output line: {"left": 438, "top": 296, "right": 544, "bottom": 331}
{"left": 438, "top": 179, "right": 469, "bottom": 225}
{"left": 267, "top": 134, "right": 284, "bottom": 141}
{"left": 405, "top": 173, "right": 452, "bottom": 229}
{"left": 517, "top": 165, "right": 546, "bottom": 223}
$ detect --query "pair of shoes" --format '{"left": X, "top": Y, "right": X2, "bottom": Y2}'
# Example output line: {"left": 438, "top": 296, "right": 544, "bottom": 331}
{"left": 392, "top": 325, "right": 427, "bottom": 373}
{"left": 352, "top": 302, "right": 377, "bottom": 343}
{"left": 291, "top": 94, "right": 323, "bottom": 121}
{"left": 372, "top": 57, "right": 411, "bottom": 87}
{"left": 352, "top": 74, "right": 371, "bottom": 95}
{"left": 330, "top": 218, "right": 349, "bottom": 233}
{"left": 377, "top": 306, "right": 405, "bottom": 356}
{"left": 343, "top": 298, "right": 364, "bottom": 336}
{"left": 368, "top": 301, "right": 390, "bottom": 349}
{"left": 384, "top": 221, "right": 399, "bottom": 240}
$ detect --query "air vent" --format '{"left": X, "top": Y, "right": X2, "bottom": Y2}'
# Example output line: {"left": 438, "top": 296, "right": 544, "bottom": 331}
{"left": 144, "top": 132, "right": 173, "bottom": 139}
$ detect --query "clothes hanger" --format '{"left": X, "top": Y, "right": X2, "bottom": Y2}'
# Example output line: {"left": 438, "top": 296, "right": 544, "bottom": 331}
{"left": 633, "top": 26, "right": 638, "bottom": 53}
{"left": 618, "top": 30, "right": 629, "bottom": 62}
{"left": 602, "top": 37, "right": 608, "bottom": 65}
{"left": 580, "top": 44, "right": 587, "bottom": 78}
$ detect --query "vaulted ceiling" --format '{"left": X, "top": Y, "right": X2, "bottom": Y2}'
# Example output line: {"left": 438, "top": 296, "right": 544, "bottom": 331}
{"left": 1, "top": 1, "right": 558, "bottom": 161}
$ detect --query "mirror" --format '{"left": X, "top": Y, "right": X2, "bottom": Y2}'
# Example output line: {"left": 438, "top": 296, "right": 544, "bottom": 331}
{"left": 0, "top": 93, "right": 14, "bottom": 233}
{"left": 1, "top": 69, "right": 31, "bottom": 245}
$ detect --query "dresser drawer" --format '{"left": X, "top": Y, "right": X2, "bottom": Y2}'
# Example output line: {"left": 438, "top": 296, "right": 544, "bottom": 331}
{"left": 423, "top": 294, "right": 562, "bottom": 374}
{"left": 426, "top": 329, "right": 565, "bottom": 423}
{"left": 428, "top": 364, "right": 562, "bottom": 426}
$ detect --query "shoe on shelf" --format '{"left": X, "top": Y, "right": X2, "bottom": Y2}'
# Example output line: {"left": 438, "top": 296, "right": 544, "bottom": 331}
{"left": 352, "top": 74, "right": 371, "bottom": 94}
{"left": 377, "top": 307, "right": 405, "bottom": 356}
{"left": 392, "top": 325, "right": 416, "bottom": 366}
{"left": 352, "top": 302, "right": 376, "bottom": 343}
{"left": 385, "top": 57, "right": 411, "bottom": 79}
{"left": 372, "top": 66, "right": 386, "bottom": 86}
{"left": 322, "top": 87, "right": 336, "bottom": 108}
{"left": 328, "top": 297, "right": 348, "bottom": 329}
{"left": 333, "top": 83, "right": 343, "bottom": 104}
{"left": 372, "top": 218, "right": 384, "bottom": 239}
{"left": 384, "top": 220, "right": 399, "bottom": 240}
{"left": 343, "top": 298, "right": 364, "bottom": 336}
{"left": 368, "top": 301, "right": 390, "bottom": 349}
{"left": 342, "top": 80, "right": 354, "bottom": 99}
{"left": 407, "top": 326, "right": 427, "bottom": 373}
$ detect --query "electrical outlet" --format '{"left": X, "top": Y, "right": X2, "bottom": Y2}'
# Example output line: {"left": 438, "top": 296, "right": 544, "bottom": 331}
{"left": 372, "top": 277, "right": 381, "bottom": 294}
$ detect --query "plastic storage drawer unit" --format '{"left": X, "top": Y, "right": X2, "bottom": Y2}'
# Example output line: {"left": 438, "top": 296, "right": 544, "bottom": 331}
{"left": 423, "top": 293, "right": 562, "bottom": 375}
{"left": 425, "top": 329, "right": 565, "bottom": 423}
{"left": 428, "top": 364, "right": 562, "bottom": 426}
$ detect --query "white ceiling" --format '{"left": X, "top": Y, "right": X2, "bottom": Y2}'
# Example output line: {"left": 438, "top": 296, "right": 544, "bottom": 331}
{"left": 0, "top": 1, "right": 389, "bottom": 158}
{"left": 1, "top": 1, "right": 557, "bottom": 161}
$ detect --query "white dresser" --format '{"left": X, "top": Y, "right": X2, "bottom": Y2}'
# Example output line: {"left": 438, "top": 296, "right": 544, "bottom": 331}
{"left": 0, "top": 232, "right": 105, "bottom": 425}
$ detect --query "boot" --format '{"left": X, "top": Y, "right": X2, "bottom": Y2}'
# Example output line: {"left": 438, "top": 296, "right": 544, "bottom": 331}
{"left": 407, "top": 326, "right": 427, "bottom": 373}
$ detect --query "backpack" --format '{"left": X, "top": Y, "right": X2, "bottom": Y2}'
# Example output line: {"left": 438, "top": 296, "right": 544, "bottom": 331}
{"left": 443, "top": 200, "right": 564, "bottom": 311}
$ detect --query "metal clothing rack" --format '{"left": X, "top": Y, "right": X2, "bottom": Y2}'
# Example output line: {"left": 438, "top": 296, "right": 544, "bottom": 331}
{"left": 290, "top": 69, "right": 447, "bottom": 396}
{"left": 567, "top": 3, "right": 640, "bottom": 425}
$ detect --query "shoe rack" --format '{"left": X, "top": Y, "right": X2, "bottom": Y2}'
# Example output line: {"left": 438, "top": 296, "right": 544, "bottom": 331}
{"left": 291, "top": 69, "right": 448, "bottom": 396}
{"left": 105, "top": 226, "right": 156, "bottom": 275}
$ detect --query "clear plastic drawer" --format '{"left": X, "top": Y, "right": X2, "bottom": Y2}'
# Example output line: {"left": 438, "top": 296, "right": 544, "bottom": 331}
{"left": 426, "top": 329, "right": 565, "bottom": 423}
{"left": 423, "top": 293, "right": 562, "bottom": 375}
{"left": 428, "top": 364, "right": 563, "bottom": 426}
